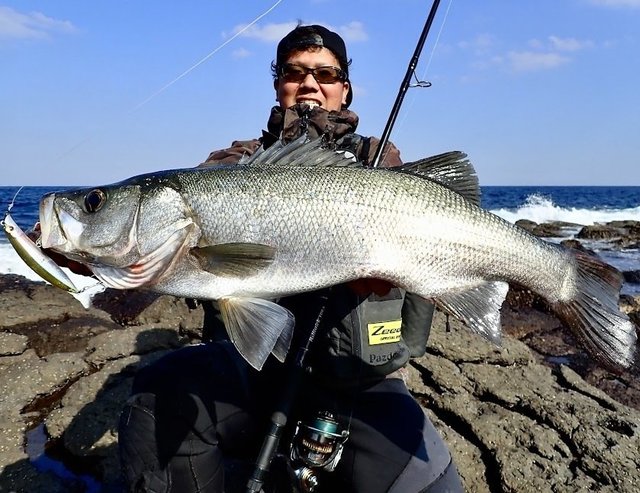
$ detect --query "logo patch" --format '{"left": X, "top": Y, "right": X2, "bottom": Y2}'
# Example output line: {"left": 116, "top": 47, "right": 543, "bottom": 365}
{"left": 367, "top": 320, "right": 402, "bottom": 345}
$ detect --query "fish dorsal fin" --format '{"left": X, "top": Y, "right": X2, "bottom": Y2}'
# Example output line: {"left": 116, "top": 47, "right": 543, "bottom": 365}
{"left": 244, "top": 138, "right": 480, "bottom": 205}
{"left": 219, "top": 297, "right": 294, "bottom": 370}
{"left": 192, "top": 243, "right": 276, "bottom": 278}
{"left": 436, "top": 281, "right": 509, "bottom": 343}
{"left": 244, "top": 136, "right": 359, "bottom": 169}
{"left": 398, "top": 152, "right": 481, "bottom": 206}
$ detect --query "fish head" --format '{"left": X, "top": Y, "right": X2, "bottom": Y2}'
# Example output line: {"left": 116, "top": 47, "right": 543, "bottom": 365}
{"left": 40, "top": 184, "right": 142, "bottom": 266}
{"left": 39, "top": 179, "right": 197, "bottom": 289}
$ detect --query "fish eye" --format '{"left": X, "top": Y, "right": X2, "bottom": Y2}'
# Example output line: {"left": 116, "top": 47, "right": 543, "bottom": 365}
{"left": 84, "top": 189, "right": 106, "bottom": 213}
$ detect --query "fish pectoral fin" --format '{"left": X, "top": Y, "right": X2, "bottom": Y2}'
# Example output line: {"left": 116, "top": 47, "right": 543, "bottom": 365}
{"left": 219, "top": 297, "right": 294, "bottom": 370}
{"left": 436, "top": 281, "right": 509, "bottom": 344}
{"left": 192, "top": 243, "right": 276, "bottom": 277}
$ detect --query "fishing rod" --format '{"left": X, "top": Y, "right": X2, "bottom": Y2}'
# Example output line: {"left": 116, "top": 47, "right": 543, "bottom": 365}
{"left": 371, "top": 0, "right": 442, "bottom": 168}
{"left": 246, "top": 293, "right": 330, "bottom": 493}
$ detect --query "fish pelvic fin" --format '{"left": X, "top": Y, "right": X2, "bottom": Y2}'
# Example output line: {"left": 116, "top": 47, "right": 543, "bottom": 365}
{"left": 553, "top": 251, "right": 638, "bottom": 373}
{"left": 397, "top": 152, "right": 480, "bottom": 206}
{"left": 192, "top": 243, "right": 276, "bottom": 277}
{"left": 437, "top": 281, "right": 509, "bottom": 344}
{"left": 218, "top": 297, "right": 294, "bottom": 370}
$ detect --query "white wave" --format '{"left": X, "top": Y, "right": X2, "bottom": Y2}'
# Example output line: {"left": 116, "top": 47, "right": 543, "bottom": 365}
{"left": 490, "top": 193, "right": 640, "bottom": 226}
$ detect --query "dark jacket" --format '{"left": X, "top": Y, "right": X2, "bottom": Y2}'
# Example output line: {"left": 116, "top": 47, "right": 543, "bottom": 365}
{"left": 200, "top": 104, "right": 434, "bottom": 387}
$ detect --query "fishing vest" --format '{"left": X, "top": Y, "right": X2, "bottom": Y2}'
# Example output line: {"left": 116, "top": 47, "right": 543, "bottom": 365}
{"left": 279, "top": 283, "right": 433, "bottom": 388}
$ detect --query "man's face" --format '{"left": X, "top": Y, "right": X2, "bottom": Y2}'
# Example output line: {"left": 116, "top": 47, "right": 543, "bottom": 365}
{"left": 275, "top": 47, "right": 350, "bottom": 112}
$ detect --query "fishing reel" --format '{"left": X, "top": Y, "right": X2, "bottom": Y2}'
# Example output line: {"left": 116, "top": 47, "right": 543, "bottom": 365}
{"left": 289, "top": 410, "right": 349, "bottom": 492}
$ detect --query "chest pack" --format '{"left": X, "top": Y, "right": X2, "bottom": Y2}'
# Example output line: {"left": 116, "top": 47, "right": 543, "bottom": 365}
{"left": 304, "top": 285, "right": 411, "bottom": 386}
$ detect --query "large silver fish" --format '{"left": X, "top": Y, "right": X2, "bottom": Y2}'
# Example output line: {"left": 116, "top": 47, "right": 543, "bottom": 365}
{"left": 38, "top": 138, "right": 638, "bottom": 372}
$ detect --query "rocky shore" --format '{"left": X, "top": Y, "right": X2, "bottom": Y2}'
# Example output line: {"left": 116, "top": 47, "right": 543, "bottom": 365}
{"left": 1, "top": 220, "right": 639, "bottom": 492}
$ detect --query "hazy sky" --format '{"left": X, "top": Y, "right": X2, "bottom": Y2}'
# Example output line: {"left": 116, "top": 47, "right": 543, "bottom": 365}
{"left": 2, "top": 0, "right": 639, "bottom": 186}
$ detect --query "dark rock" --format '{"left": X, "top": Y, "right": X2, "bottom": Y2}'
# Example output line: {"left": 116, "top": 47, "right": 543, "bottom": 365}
{"left": 577, "top": 223, "right": 626, "bottom": 241}
{"left": 514, "top": 219, "right": 538, "bottom": 233}
{"left": 559, "top": 238, "right": 598, "bottom": 256}
{"left": 623, "top": 271, "right": 640, "bottom": 284}
{"left": 409, "top": 314, "right": 640, "bottom": 493}
{"left": 1, "top": 274, "right": 640, "bottom": 492}
{"left": 515, "top": 220, "right": 579, "bottom": 238}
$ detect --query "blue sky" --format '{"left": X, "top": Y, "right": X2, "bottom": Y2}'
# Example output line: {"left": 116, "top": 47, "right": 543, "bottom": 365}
{"left": 2, "top": 0, "right": 639, "bottom": 186}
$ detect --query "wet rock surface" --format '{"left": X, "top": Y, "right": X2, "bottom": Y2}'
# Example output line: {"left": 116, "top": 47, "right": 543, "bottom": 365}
{"left": 1, "top": 221, "right": 640, "bottom": 492}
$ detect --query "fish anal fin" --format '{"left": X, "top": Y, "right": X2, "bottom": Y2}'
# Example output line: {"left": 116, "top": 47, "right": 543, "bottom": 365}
{"left": 436, "top": 281, "right": 509, "bottom": 344}
{"left": 219, "top": 297, "right": 294, "bottom": 370}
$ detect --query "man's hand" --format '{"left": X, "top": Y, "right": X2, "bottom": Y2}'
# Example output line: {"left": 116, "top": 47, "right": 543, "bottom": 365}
{"left": 347, "top": 278, "right": 394, "bottom": 297}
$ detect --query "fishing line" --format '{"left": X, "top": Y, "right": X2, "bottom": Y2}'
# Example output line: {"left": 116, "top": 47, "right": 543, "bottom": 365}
{"left": 415, "top": 0, "right": 453, "bottom": 87}
{"left": 7, "top": 186, "right": 25, "bottom": 214}
{"left": 131, "top": 0, "right": 284, "bottom": 112}
{"left": 386, "top": 0, "right": 454, "bottom": 157}
{"left": 56, "top": 0, "right": 284, "bottom": 161}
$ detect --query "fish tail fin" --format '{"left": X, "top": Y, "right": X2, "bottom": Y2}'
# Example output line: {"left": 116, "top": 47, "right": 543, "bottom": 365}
{"left": 553, "top": 251, "right": 638, "bottom": 373}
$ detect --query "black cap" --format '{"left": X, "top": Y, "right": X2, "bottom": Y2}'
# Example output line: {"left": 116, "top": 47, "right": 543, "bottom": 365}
{"left": 276, "top": 25, "right": 353, "bottom": 107}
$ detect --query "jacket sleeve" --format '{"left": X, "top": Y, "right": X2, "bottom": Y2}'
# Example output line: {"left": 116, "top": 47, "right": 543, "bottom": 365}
{"left": 362, "top": 136, "right": 403, "bottom": 168}
{"left": 401, "top": 292, "right": 435, "bottom": 358}
{"left": 199, "top": 139, "right": 262, "bottom": 166}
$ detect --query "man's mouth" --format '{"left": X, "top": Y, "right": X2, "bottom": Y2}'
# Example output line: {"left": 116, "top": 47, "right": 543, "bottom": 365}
{"left": 298, "top": 100, "right": 321, "bottom": 108}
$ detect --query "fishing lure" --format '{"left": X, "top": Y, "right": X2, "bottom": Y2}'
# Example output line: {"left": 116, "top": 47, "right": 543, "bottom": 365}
{"left": 2, "top": 189, "right": 79, "bottom": 293}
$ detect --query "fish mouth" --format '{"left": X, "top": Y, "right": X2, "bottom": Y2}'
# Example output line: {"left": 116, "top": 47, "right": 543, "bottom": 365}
{"left": 90, "top": 221, "right": 194, "bottom": 289}
{"left": 40, "top": 194, "right": 64, "bottom": 250}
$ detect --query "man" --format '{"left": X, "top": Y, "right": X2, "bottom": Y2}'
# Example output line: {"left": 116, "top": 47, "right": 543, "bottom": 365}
{"left": 118, "top": 24, "right": 464, "bottom": 493}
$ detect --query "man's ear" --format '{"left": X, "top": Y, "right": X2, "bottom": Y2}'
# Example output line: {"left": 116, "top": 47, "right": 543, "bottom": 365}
{"left": 274, "top": 78, "right": 280, "bottom": 101}
{"left": 342, "top": 81, "right": 350, "bottom": 105}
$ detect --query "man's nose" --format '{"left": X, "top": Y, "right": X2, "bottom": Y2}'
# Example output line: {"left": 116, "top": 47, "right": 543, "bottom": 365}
{"left": 299, "top": 72, "right": 320, "bottom": 89}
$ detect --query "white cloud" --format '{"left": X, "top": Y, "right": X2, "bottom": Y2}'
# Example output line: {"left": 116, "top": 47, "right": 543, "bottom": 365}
{"left": 335, "top": 21, "right": 367, "bottom": 42}
{"left": 507, "top": 51, "right": 570, "bottom": 72}
{"left": 588, "top": 0, "right": 640, "bottom": 8}
{"left": 528, "top": 36, "right": 594, "bottom": 52}
{"left": 231, "top": 21, "right": 298, "bottom": 43}
{"left": 0, "top": 6, "right": 76, "bottom": 41}
{"left": 465, "top": 33, "right": 593, "bottom": 75}
{"left": 231, "top": 47, "right": 252, "bottom": 59}
{"left": 230, "top": 20, "right": 368, "bottom": 44}
{"left": 458, "top": 33, "right": 495, "bottom": 54}
{"left": 548, "top": 36, "right": 594, "bottom": 52}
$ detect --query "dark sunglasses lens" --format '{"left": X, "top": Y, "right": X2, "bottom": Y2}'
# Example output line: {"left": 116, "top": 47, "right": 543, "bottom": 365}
{"left": 280, "top": 64, "right": 343, "bottom": 84}
{"left": 314, "top": 67, "right": 342, "bottom": 83}
{"left": 281, "top": 64, "right": 307, "bottom": 82}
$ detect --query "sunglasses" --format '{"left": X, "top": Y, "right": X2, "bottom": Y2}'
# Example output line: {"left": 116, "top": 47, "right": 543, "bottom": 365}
{"left": 278, "top": 63, "right": 347, "bottom": 84}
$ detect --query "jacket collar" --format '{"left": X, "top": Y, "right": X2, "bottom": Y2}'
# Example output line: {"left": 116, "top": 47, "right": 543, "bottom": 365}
{"left": 262, "top": 103, "right": 359, "bottom": 149}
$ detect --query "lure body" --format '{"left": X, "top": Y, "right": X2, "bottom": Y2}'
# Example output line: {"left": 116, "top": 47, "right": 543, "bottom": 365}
{"left": 2, "top": 212, "right": 79, "bottom": 293}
